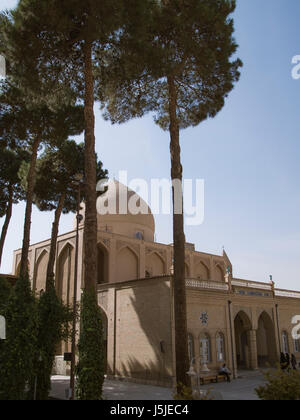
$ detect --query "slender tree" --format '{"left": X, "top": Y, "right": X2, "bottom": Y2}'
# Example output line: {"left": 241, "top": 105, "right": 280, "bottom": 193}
{"left": 1, "top": 11, "right": 84, "bottom": 279}
{"left": 0, "top": 79, "right": 84, "bottom": 278}
{"left": 98, "top": 0, "right": 242, "bottom": 391}
{"left": 5, "top": 0, "right": 147, "bottom": 399}
{"left": 32, "top": 141, "right": 108, "bottom": 292}
{"left": 7, "top": 0, "right": 121, "bottom": 292}
{"left": 19, "top": 140, "right": 108, "bottom": 399}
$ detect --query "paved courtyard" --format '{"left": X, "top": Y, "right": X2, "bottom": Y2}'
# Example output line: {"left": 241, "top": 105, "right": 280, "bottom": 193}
{"left": 50, "top": 371, "right": 266, "bottom": 401}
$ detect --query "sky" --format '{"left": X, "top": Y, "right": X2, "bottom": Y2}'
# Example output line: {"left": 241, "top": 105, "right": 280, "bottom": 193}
{"left": 1, "top": 0, "right": 300, "bottom": 291}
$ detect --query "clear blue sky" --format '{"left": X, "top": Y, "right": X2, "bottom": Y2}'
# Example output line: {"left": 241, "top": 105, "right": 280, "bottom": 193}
{"left": 1, "top": 0, "right": 300, "bottom": 291}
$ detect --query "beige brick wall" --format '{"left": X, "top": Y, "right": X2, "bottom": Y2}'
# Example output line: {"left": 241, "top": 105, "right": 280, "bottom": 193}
{"left": 102, "top": 277, "right": 174, "bottom": 386}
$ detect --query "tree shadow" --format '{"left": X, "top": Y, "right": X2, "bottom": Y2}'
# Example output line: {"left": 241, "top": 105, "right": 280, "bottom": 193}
{"left": 114, "top": 276, "right": 174, "bottom": 387}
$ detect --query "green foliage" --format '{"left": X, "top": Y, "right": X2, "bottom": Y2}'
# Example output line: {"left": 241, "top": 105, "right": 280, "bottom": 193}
{"left": 0, "top": 274, "right": 38, "bottom": 400}
{"left": 256, "top": 368, "right": 300, "bottom": 401}
{"left": 76, "top": 290, "right": 105, "bottom": 400}
{"left": 98, "top": 0, "right": 242, "bottom": 130}
{"left": 0, "top": 276, "right": 12, "bottom": 308}
{"left": 28, "top": 283, "right": 73, "bottom": 400}
{"left": 173, "top": 382, "right": 212, "bottom": 400}
{"left": 173, "top": 383, "right": 194, "bottom": 400}
{"left": 31, "top": 140, "right": 108, "bottom": 215}
{"left": 1, "top": 0, "right": 124, "bottom": 103}
{"left": 0, "top": 145, "right": 29, "bottom": 216}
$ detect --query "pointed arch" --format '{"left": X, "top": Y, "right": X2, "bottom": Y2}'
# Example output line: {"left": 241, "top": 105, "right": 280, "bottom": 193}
{"left": 215, "top": 264, "right": 224, "bottom": 282}
{"left": 97, "top": 242, "right": 109, "bottom": 284}
{"left": 116, "top": 246, "right": 139, "bottom": 282}
{"left": 257, "top": 311, "right": 277, "bottom": 366}
{"left": 98, "top": 305, "right": 108, "bottom": 373}
{"left": 56, "top": 243, "right": 74, "bottom": 304}
{"left": 34, "top": 249, "right": 49, "bottom": 294}
{"left": 195, "top": 260, "right": 210, "bottom": 280}
{"left": 16, "top": 259, "right": 30, "bottom": 277}
{"left": 234, "top": 311, "right": 253, "bottom": 369}
{"left": 57, "top": 240, "right": 75, "bottom": 259}
{"left": 146, "top": 251, "right": 166, "bottom": 277}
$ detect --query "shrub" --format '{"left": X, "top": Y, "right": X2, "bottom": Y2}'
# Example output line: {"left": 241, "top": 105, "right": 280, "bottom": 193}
{"left": 173, "top": 382, "right": 212, "bottom": 400}
{"left": 28, "top": 281, "right": 73, "bottom": 400}
{"left": 256, "top": 368, "right": 300, "bottom": 400}
{"left": 0, "top": 274, "right": 38, "bottom": 400}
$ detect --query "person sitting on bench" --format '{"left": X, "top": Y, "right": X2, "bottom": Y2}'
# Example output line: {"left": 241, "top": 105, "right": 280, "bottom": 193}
{"left": 219, "top": 364, "right": 231, "bottom": 383}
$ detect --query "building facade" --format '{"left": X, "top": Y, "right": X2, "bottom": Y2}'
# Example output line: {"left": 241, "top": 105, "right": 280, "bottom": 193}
{"left": 12, "top": 181, "right": 300, "bottom": 386}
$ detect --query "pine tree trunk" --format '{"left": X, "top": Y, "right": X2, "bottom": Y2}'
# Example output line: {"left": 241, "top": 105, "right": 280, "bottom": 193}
{"left": 20, "top": 135, "right": 41, "bottom": 278}
{"left": 46, "top": 191, "right": 66, "bottom": 292}
{"left": 0, "top": 185, "right": 13, "bottom": 268}
{"left": 168, "top": 75, "right": 190, "bottom": 392}
{"left": 83, "top": 40, "right": 97, "bottom": 293}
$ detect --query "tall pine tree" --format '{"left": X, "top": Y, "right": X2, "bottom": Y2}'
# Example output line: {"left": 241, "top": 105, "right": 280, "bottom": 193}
{"left": 98, "top": 0, "right": 242, "bottom": 391}
{"left": 5, "top": 0, "right": 150, "bottom": 399}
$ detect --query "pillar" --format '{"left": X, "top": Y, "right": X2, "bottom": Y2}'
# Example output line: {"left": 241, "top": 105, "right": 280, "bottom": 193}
{"left": 247, "top": 330, "right": 258, "bottom": 370}
{"left": 140, "top": 242, "right": 146, "bottom": 278}
{"left": 109, "top": 238, "right": 117, "bottom": 283}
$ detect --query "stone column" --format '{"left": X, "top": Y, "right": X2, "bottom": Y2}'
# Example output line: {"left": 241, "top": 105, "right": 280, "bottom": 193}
{"left": 247, "top": 330, "right": 258, "bottom": 370}
{"left": 140, "top": 242, "right": 146, "bottom": 279}
{"left": 226, "top": 303, "right": 237, "bottom": 378}
{"left": 109, "top": 238, "right": 117, "bottom": 283}
{"left": 166, "top": 249, "right": 172, "bottom": 275}
{"left": 106, "top": 288, "right": 116, "bottom": 376}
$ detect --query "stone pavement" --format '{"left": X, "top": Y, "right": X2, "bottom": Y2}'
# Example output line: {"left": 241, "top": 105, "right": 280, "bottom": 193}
{"left": 50, "top": 376, "right": 173, "bottom": 401}
{"left": 200, "top": 371, "right": 266, "bottom": 400}
{"left": 50, "top": 371, "right": 266, "bottom": 401}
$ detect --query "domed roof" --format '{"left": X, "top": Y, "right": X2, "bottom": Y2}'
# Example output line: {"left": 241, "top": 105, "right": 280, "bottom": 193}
{"left": 96, "top": 180, "right": 155, "bottom": 241}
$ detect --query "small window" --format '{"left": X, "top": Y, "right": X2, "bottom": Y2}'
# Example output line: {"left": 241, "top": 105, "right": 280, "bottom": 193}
{"left": 216, "top": 332, "right": 226, "bottom": 362}
{"left": 188, "top": 334, "right": 195, "bottom": 362}
{"left": 135, "top": 232, "right": 144, "bottom": 240}
{"left": 294, "top": 339, "right": 300, "bottom": 353}
{"left": 200, "top": 333, "right": 211, "bottom": 363}
{"left": 282, "top": 331, "right": 290, "bottom": 354}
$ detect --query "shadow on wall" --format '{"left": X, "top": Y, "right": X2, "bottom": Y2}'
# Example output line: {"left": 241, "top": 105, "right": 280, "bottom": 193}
{"left": 120, "top": 356, "right": 172, "bottom": 387}
{"left": 114, "top": 277, "right": 173, "bottom": 386}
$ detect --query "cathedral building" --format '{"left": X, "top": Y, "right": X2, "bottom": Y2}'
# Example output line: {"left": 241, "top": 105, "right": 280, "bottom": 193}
{"left": 12, "top": 181, "right": 300, "bottom": 386}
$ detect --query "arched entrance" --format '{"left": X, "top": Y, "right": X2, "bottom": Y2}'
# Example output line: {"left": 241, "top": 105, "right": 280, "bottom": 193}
{"left": 99, "top": 307, "right": 108, "bottom": 373}
{"left": 97, "top": 243, "right": 109, "bottom": 285}
{"left": 234, "top": 311, "right": 252, "bottom": 369}
{"left": 56, "top": 244, "right": 74, "bottom": 305}
{"left": 257, "top": 311, "right": 277, "bottom": 367}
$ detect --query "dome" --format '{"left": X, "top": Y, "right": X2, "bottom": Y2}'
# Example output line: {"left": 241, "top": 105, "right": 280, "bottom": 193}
{"left": 96, "top": 180, "right": 155, "bottom": 242}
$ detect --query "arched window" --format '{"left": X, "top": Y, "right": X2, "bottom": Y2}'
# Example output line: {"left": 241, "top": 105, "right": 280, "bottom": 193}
{"left": 216, "top": 332, "right": 226, "bottom": 362}
{"left": 282, "top": 331, "right": 290, "bottom": 354}
{"left": 200, "top": 333, "right": 211, "bottom": 363}
{"left": 188, "top": 334, "right": 195, "bottom": 362}
{"left": 294, "top": 338, "right": 300, "bottom": 354}
{"left": 135, "top": 232, "right": 144, "bottom": 241}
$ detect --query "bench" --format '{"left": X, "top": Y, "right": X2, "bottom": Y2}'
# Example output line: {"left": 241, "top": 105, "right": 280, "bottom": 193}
{"left": 199, "top": 374, "right": 227, "bottom": 385}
